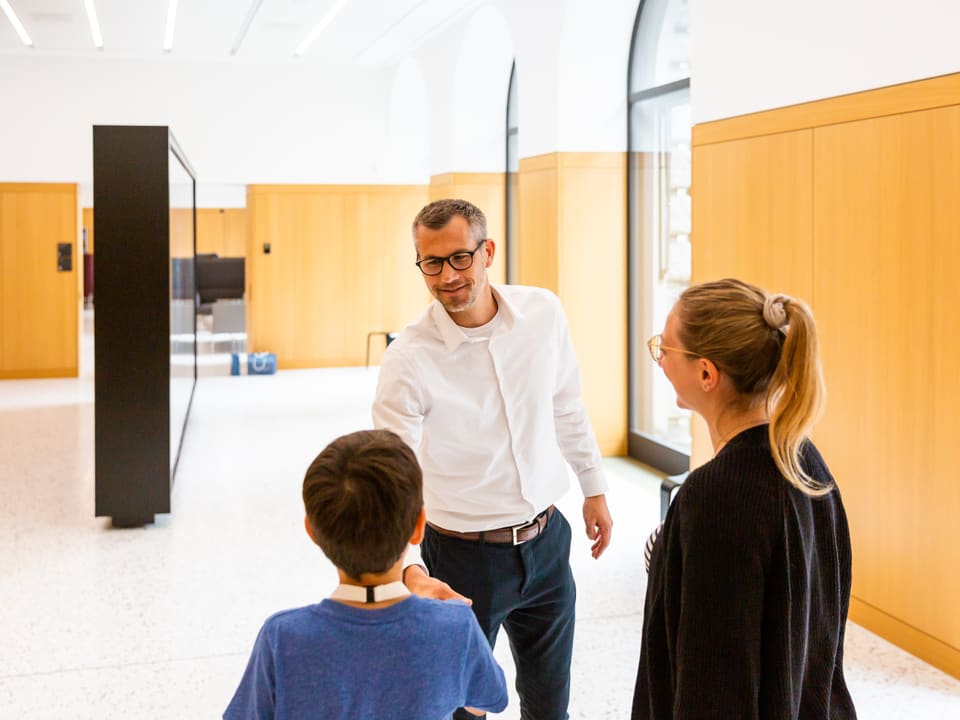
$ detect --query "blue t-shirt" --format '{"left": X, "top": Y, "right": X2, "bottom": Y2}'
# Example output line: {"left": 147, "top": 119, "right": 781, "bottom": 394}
{"left": 224, "top": 595, "right": 508, "bottom": 720}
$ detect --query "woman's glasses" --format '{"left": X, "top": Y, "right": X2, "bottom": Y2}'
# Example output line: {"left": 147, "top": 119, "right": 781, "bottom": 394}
{"left": 646, "top": 334, "right": 699, "bottom": 364}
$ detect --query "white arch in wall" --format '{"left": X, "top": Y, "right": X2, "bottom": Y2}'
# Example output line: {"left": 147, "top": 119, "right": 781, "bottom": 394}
{"left": 382, "top": 56, "right": 430, "bottom": 184}
{"left": 556, "top": 0, "right": 639, "bottom": 152}
{"left": 448, "top": 4, "right": 514, "bottom": 172}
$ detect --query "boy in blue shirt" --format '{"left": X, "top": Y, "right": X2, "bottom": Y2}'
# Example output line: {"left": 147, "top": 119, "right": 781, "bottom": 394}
{"left": 225, "top": 429, "right": 508, "bottom": 719}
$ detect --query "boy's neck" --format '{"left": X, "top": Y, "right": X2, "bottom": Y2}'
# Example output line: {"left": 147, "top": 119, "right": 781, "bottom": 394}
{"left": 332, "top": 562, "right": 409, "bottom": 609}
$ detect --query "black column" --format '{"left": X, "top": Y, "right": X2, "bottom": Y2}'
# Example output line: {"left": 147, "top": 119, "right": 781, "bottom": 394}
{"left": 93, "top": 125, "right": 172, "bottom": 527}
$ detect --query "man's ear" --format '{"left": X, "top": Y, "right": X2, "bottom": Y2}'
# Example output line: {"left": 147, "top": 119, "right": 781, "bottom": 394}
{"left": 483, "top": 238, "right": 496, "bottom": 268}
{"left": 304, "top": 515, "right": 316, "bottom": 544}
{"left": 409, "top": 506, "right": 427, "bottom": 546}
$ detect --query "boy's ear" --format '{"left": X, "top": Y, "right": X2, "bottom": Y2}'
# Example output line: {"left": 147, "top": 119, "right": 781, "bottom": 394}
{"left": 304, "top": 515, "right": 316, "bottom": 544}
{"left": 409, "top": 507, "right": 427, "bottom": 546}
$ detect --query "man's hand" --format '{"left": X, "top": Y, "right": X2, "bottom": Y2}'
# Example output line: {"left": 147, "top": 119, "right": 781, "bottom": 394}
{"left": 583, "top": 494, "right": 613, "bottom": 559}
{"left": 403, "top": 564, "right": 472, "bottom": 605}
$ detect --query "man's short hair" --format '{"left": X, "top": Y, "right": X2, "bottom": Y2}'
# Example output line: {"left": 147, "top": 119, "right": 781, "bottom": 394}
{"left": 302, "top": 429, "right": 422, "bottom": 579}
{"left": 412, "top": 198, "right": 487, "bottom": 243}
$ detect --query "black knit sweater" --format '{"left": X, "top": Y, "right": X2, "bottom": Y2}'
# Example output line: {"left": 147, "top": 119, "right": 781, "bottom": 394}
{"left": 632, "top": 425, "right": 857, "bottom": 719}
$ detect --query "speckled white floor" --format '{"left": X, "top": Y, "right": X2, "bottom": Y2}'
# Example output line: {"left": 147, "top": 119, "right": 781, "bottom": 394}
{"left": 1, "top": 316, "right": 958, "bottom": 718}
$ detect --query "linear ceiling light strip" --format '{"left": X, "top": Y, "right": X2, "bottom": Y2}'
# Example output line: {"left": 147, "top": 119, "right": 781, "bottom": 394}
{"left": 163, "top": 0, "right": 178, "bottom": 52}
{"left": 83, "top": 0, "right": 103, "bottom": 49}
{"left": 1, "top": 0, "right": 33, "bottom": 46}
{"left": 294, "top": 0, "right": 350, "bottom": 57}
{"left": 230, "top": 0, "right": 263, "bottom": 56}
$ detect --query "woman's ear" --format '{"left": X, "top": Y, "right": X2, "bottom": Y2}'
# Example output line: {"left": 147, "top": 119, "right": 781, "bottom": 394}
{"left": 409, "top": 506, "right": 427, "bottom": 546}
{"left": 304, "top": 515, "right": 316, "bottom": 544}
{"left": 698, "top": 357, "right": 720, "bottom": 392}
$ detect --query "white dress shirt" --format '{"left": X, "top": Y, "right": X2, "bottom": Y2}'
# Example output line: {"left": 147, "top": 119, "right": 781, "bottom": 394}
{"left": 373, "top": 285, "right": 607, "bottom": 566}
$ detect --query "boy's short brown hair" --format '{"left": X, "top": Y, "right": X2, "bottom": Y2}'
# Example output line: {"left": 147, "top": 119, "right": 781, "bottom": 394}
{"left": 302, "top": 429, "right": 422, "bottom": 579}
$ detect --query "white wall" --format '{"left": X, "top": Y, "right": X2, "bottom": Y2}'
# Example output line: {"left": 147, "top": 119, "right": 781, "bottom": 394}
{"left": 690, "top": 0, "right": 960, "bottom": 123}
{"left": 0, "top": 55, "right": 395, "bottom": 187}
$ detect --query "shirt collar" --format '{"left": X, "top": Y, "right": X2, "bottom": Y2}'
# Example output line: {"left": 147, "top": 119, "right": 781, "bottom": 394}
{"left": 430, "top": 285, "right": 522, "bottom": 353}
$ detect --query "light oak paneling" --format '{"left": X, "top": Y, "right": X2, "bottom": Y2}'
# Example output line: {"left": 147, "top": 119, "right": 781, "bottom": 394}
{"left": 246, "top": 185, "right": 429, "bottom": 368}
{"left": 558, "top": 153, "right": 628, "bottom": 456}
{"left": 196, "top": 208, "right": 247, "bottom": 257}
{"left": 691, "top": 77, "right": 960, "bottom": 678}
{"left": 812, "top": 106, "right": 960, "bottom": 675}
{"left": 0, "top": 183, "right": 80, "bottom": 378}
{"left": 518, "top": 154, "right": 559, "bottom": 294}
{"left": 691, "top": 130, "right": 815, "bottom": 468}
{"left": 171, "top": 208, "right": 248, "bottom": 258}
{"left": 169, "top": 209, "right": 194, "bottom": 257}
{"left": 518, "top": 153, "right": 627, "bottom": 456}
{"left": 429, "top": 173, "right": 506, "bottom": 284}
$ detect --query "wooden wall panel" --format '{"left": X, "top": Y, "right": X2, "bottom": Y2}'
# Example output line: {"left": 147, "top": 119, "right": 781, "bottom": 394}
{"left": 428, "top": 173, "right": 506, "bottom": 284}
{"left": 691, "top": 74, "right": 960, "bottom": 678}
{"left": 517, "top": 153, "right": 627, "bottom": 456}
{"left": 813, "top": 106, "right": 960, "bottom": 673}
{"left": 246, "top": 185, "right": 429, "bottom": 368}
{"left": 518, "top": 154, "right": 559, "bottom": 294}
{"left": 557, "top": 153, "right": 627, "bottom": 456}
{"left": 196, "top": 208, "right": 247, "bottom": 257}
{"left": 0, "top": 183, "right": 80, "bottom": 378}
{"left": 169, "top": 209, "right": 194, "bottom": 257}
{"left": 690, "top": 130, "right": 814, "bottom": 468}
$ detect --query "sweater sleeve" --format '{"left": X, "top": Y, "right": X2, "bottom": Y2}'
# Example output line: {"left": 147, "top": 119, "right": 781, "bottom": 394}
{"left": 668, "top": 460, "right": 777, "bottom": 719}
{"left": 460, "top": 612, "right": 509, "bottom": 713}
{"left": 223, "top": 622, "right": 277, "bottom": 720}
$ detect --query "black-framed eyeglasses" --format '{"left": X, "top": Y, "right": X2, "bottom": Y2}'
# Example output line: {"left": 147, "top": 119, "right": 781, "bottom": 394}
{"left": 647, "top": 334, "right": 699, "bottom": 364}
{"left": 416, "top": 239, "right": 486, "bottom": 276}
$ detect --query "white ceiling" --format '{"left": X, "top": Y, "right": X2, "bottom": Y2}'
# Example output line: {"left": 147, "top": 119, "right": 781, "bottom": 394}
{"left": 0, "top": 0, "right": 485, "bottom": 65}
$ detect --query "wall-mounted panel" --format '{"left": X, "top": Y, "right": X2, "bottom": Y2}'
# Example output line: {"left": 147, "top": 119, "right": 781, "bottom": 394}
{"left": 813, "top": 107, "right": 960, "bottom": 671}
{"left": 0, "top": 183, "right": 80, "bottom": 379}
{"left": 691, "top": 74, "right": 960, "bottom": 678}
{"left": 245, "top": 185, "right": 429, "bottom": 368}
{"left": 518, "top": 153, "right": 627, "bottom": 456}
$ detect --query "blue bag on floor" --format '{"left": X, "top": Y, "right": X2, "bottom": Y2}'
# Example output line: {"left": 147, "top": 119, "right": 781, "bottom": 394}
{"left": 231, "top": 352, "right": 277, "bottom": 376}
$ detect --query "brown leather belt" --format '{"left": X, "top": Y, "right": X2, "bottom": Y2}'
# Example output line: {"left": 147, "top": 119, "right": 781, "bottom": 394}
{"left": 427, "top": 505, "right": 555, "bottom": 546}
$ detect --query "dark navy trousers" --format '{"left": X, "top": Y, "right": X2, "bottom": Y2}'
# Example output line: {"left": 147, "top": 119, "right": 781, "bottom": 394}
{"left": 422, "top": 508, "right": 577, "bottom": 720}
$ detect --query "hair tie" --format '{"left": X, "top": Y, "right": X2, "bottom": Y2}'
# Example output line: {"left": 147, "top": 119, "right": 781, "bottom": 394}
{"left": 762, "top": 294, "right": 789, "bottom": 331}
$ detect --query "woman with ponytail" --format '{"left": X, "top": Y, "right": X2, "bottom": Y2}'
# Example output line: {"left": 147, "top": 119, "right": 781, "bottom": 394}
{"left": 632, "top": 278, "right": 857, "bottom": 720}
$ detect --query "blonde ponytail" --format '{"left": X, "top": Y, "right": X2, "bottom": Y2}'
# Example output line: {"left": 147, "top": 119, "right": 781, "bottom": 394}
{"left": 766, "top": 297, "right": 830, "bottom": 496}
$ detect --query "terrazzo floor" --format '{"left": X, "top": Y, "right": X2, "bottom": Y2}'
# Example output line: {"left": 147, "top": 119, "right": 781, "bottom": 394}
{"left": 1, "top": 315, "right": 958, "bottom": 718}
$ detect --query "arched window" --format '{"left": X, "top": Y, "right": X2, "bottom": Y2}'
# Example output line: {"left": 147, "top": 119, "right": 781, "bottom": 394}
{"left": 505, "top": 60, "right": 518, "bottom": 284}
{"left": 627, "top": 0, "right": 691, "bottom": 472}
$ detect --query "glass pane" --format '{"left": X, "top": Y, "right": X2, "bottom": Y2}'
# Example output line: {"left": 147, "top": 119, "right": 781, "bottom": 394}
{"left": 169, "top": 148, "right": 195, "bottom": 475}
{"left": 630, "top": 0, "right": 690, "bottom": 93}
{"left": 629, "top": 86, "right": 692, "bottom": 453}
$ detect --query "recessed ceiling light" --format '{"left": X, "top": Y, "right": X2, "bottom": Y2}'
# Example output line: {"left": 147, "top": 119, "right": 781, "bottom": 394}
{"left": 294, "top": 0, "right": 350, "bottom": 57}
{"left": 83, "top": 0, "right": 103, "bottom": 49}
{"left": 1, "top": 0, "right": 34, "bottom": 47}
{"left": 163, "top": 0, "right": 178, "bottom": 52}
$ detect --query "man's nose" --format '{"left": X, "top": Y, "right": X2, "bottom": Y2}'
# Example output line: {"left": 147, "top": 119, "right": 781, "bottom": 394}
{"left": 439, "top": 260, "right": 461, "bottom": 283}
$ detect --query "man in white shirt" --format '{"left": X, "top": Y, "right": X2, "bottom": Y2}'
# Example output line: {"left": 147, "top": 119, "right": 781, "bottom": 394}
{"left": 373, "top": 198, "right": 612, "bottom": 720}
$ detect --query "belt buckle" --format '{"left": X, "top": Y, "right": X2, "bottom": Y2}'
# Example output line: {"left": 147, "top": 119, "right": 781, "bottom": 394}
{"left": 511, "top": 517, "right": 536, "bottom": 546}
